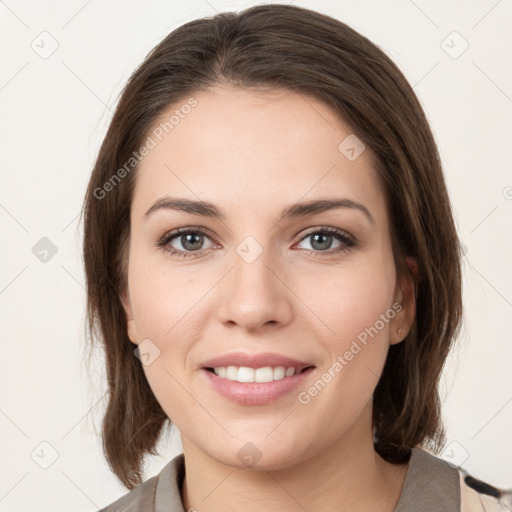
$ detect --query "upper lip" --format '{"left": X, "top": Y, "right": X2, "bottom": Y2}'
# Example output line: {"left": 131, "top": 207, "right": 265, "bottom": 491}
{"left": 202, "top": 352, "right": 315, "bottom": 371}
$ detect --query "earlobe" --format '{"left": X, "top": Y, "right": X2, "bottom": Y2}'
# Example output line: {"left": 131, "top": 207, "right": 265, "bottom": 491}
{"left": 126, "top": 319, "right": 139, "bottom": 345}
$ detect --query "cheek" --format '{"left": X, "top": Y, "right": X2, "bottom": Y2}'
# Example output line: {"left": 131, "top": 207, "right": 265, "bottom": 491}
{"left": 290, "top": 271, "right": 395, "bottom": 435}
{"left": 298, "top": 257, "right": 396, "bottom": 399}
{"left": 300, "top": 256, "right": 396, "bottom": 345}
{"left": 127, "top": 255, "right": 204, "bottom": 430}
{"left": 127, "top": 245, "right": 204, "bottom": 341}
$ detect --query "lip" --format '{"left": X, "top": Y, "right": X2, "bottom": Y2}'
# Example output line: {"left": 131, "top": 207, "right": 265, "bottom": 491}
{"left": 199, "top": 351, "right": 317, "bottom": 406}
{"left": 201, "top": 351, "right": 314, "bottom": 371}
{"left": 200, "top": 366, "right": 316, "bottom": 405}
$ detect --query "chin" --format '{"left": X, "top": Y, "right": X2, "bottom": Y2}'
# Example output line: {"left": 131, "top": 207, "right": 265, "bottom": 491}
{"left": 200, "top": 437, "right": 309, "bottom": 472}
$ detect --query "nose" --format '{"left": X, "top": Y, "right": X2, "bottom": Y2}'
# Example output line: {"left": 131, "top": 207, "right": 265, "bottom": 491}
{"left": 215, "top": 241, "right": 294, "bottom": 332}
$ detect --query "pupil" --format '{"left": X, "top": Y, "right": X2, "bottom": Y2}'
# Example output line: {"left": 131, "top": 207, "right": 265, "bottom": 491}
{"left": 311, "top": 233, "right": 331, "bottom": 251}
{"left": 183, "top": 233, "right": 203, "bottom": 251}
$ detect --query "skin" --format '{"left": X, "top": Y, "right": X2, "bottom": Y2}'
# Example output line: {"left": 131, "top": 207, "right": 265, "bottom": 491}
{"left": 121, "top": 85, "right": 417, "bottom": 512}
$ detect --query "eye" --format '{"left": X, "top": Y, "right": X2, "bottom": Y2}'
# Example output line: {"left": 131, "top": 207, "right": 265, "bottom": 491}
{"left": 294, "top": 226, "right": 356, "bottom": 256}
{"left": 157, "top": 227, "right": 215, "bottom": 259}
{"left": 157, "top": 225, "right": 356, "bottom": 260}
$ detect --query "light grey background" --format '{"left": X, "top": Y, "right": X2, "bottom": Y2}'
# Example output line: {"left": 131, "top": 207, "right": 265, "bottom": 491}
{"left": 1, "top": 0, "right": 511, "bottom": 510}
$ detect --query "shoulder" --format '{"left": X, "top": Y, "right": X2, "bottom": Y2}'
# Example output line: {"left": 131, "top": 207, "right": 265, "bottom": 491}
{"left": 98, "top": 474, "right": 159, "bottom": 512}
{"left": 97, "top": 453, "right": 186, "bottom": 512}
{"left": 395, "top": 448, "right": 511, "bottom": 512}
{"left": 458, "top": 466, "right": 512, "bottom": 512}
{"left": 395, "top": 446, "right": 461, "bottom": 511}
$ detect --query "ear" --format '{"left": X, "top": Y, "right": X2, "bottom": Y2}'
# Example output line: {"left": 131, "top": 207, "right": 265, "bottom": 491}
{"left": 120, "top": 287, "right": 140, "bottom": 346}
{"left": 389, "top": 256, "right": 418, "bottom": 346}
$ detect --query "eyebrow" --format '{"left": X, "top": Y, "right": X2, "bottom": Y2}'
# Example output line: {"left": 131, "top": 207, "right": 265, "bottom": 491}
{"left": 144, "top": 196, "right": 376, "bottom": 226}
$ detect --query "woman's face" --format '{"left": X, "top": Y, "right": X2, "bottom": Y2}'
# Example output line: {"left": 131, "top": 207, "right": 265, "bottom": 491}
{"left": 121, "top": 85, "right": 415, "bottom": 470}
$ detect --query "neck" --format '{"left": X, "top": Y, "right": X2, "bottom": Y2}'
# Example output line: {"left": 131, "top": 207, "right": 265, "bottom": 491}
{"left": 180, "top": 408, "right": 409, "bottom": 512}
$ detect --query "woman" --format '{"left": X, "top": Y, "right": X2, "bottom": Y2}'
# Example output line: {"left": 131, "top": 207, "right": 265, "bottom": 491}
{"left": 82, "top": 4, "right": 510, "bottom": 511}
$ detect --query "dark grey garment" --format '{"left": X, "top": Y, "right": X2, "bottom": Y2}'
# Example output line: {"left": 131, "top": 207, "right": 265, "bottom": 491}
{"left": 98, "top": 447, "right": 460, "bottom": 512}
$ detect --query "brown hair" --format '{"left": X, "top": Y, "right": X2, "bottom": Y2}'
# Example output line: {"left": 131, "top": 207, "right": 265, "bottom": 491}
{"left": 82, "top": 3, "right": 463, "bottom": 489}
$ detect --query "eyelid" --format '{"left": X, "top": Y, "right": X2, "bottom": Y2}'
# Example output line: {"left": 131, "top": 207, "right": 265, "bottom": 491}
{"left": 156, "top": 226, "right": 216, "bottom": 248}
{"left": 157, "top": 225, "right": 355, "bottom": 243}
{"left": 157, "top": 224, "right": 357, "bottom": 258}
{"left": 296, "top": 225, "right": 355, "bottom": 243}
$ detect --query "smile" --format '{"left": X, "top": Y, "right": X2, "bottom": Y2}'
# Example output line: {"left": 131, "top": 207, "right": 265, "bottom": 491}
{"left": 201, "top": 366, "right": 316, "bottom": 405}
{"left": 207, "top": 365, "right": 306, "bottom": 383}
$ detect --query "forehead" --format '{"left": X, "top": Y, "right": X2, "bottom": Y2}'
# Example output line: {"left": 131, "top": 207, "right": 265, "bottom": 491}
{"left": 132, "top": 85, "right": 387, "bottom": 227}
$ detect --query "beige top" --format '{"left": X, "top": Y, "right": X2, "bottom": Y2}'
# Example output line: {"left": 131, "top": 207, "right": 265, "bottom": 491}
{"left": 99, "top": 447, "right": 511, "bottom": 511}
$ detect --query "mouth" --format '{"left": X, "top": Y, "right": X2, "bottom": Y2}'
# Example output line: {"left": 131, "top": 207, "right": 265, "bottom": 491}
{"left": 200, "top": 365, "right": 317, "bottom": 405}
{"left": 199, "top": 351, "right": 316, "bottom": 404}
{"left": 203, "top": 365, "right": 315, "bottom": 383}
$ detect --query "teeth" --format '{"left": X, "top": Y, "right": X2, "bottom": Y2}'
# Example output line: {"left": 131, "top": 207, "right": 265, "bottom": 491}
{"left": 212, "top": 366, "right": 301, "bottom": 383}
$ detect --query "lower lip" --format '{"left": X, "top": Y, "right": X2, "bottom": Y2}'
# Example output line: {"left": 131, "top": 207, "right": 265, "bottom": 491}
{"left": 200, "top": 367, "right": 316, "bottom": 405}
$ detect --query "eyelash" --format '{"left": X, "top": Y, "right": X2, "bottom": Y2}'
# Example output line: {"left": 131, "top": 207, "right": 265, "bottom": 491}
{"left": 156, "top": 226, "right": 356, "bottom": 260}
